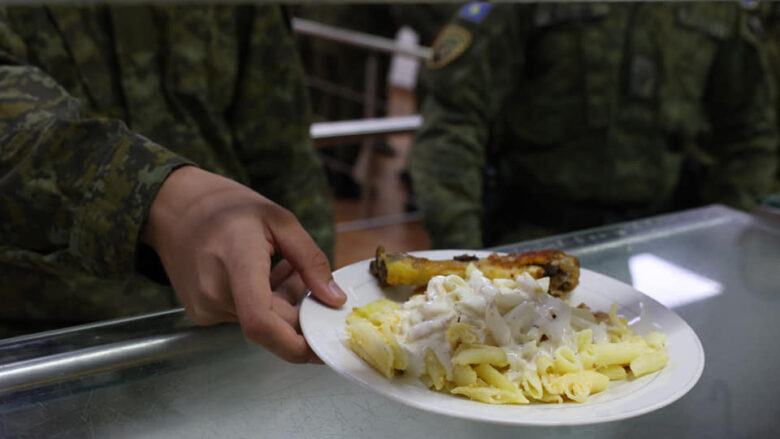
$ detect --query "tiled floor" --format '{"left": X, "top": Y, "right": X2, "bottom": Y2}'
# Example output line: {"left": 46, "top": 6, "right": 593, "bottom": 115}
{"left": 332, "top": 198, "right": 430, "bottom": 268}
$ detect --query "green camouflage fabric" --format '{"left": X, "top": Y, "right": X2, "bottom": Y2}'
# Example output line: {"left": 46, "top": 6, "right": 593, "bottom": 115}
{"left": 757, "top": 1, "right": 780, "bottom": 202}
{"left": 0, "top": 5, "right": 334, "bottom": 337}
{"left": 410, "top": 2, "right": 779, "bottom": 249}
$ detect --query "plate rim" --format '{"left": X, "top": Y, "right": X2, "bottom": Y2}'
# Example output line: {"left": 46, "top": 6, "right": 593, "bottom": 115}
{"left": 301, "top": 249, "right": 705, "bottom": 426}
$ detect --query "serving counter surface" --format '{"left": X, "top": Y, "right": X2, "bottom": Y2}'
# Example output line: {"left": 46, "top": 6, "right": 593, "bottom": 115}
{"left": 1, "top": 205, "right": 778, "bottom": 438}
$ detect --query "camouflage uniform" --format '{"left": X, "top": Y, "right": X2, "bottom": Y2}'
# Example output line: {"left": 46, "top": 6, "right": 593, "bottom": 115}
{"left": 0, "top": 5, "right": 334, "bottom": 336}
{"left": 411, "top": 2, "right": 778, "bottom": 249}
{"left": 756, "top": 1, "right": 780, "bottom": 205}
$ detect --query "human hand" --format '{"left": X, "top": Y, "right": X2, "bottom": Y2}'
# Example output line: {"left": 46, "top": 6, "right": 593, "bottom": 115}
{"left": 141, "top": 166, "right": 346, "bottom": 363}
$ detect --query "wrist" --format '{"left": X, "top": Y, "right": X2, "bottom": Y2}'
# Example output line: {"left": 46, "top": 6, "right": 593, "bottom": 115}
{"left": 141, "top": 166, "right": 267, "bottom": 255}
{"left": 141, "top": 165, "right": 199, "bottom": 252}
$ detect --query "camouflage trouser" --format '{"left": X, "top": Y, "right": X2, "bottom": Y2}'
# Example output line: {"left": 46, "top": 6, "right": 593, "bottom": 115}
{"left": 0, "top": 266, "right": 178, "bottom": 339}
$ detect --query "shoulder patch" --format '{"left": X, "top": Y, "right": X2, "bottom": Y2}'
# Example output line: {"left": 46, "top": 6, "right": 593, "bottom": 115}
{"left": 459, "top": 2, "right": 493, "bottom": 23}
{"left": 427, "top": 25, "right": 473, "bottom": 70}
{"left": 740, "top": 0, "right": 760, "bottom": 11}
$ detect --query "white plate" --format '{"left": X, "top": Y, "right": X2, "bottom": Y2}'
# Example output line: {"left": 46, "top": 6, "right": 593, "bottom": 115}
{"left": 300, "top": 250, "right": 705, "bottom": 426}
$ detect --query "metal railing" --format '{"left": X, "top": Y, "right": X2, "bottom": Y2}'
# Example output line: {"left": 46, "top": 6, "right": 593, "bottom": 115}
{"left": 294, "top": 16, "right": 427, "bottom": 219}
{"left": 292, "top": 18, "right": 431, "bottom": 60}
{"left": 293, "top": 17, "right": 429, "bottom": 144}
{"left": 310, "top": 115, "right": 422, "bottom": 144}
{"left": 0, "top": 309, "right": 238, "bottom": 396}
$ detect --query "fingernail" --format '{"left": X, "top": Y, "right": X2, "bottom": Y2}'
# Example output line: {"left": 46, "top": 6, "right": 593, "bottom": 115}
{"left": 328, "top": 279, "right": 346, "bottom": 301}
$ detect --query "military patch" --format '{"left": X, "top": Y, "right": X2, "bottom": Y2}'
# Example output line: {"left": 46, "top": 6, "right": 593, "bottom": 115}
{"left": 459, "top": 2, "right": 493, "bottom": 23}
{"left": 740, "top": 0, "right": 760, "bottom": 11}
{"left": 426, "top": 25, "right": 473, "bottom": 70}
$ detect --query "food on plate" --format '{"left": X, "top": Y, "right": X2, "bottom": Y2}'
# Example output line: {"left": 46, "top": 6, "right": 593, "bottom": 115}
{"left": 348, "top": 251, "right": 668, "bottom": 405}
{"left": 369, "top": 246, "right": 580, "bottom": 298}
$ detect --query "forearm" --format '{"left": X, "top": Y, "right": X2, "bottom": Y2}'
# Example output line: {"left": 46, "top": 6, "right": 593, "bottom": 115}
{"left": 0, "top": 65, "right": 190, "bottom": 278}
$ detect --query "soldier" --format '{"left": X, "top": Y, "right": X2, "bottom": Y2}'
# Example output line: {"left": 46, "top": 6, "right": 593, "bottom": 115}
{"left": 410, "top": 2, "right": 779, "bottom": 249}
{"left": 0, "top": 5, "right": 345, "bottom": 363}
{"left": 756, "top": 0, "right": 780, "bottom": 206}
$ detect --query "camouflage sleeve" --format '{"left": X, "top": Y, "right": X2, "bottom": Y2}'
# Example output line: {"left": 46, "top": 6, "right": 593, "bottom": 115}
{"left": 699, "top": 10, "right": 779, "bottom": 210}
{"left": 409, "top": 4, "right": 522, "bottom": 249}
{"left": 228, "top": 6, "right": 335, "bottom": 260}
{"left": 0, "top": 18, "right": 191, "bottom": 280}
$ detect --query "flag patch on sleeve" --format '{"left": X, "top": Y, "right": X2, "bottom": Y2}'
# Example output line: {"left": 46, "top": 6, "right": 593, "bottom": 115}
{"left": 426, "top": 25, "right": 473, "bottom": 70}
{"left": 459, "top": 2, "right": 493, "bottom": 23}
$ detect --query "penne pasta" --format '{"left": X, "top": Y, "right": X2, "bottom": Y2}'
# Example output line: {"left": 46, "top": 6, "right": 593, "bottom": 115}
{"left": 346, "top": 258, "right": 669, "bottom": 405}
{"left": 521, "top": 370, "right": 544, "bottom": 400}
{"left": 630, "top": 352, "right": 669, "bottom": 377}
{"left": 451, "top": 386, "right": 528, "bottom": 405}
{"left": 474, "top": 363, "right": 522, "bottom": 396}
{"left": 596, "top": 365, "right": 628, "bottom": 381}
{"left": 346, "top": 319, "right": 395, "bottom": 378}
{"left": 592, "top": 342, "right": 648, "bottom": 367}
{"left": 424, "top": 348, "right": 447, "bottom": 390}
{"left": 452, "top": 364, "right": 478, "bottom": 387}
{"left": 452, "top": 344, "right": 508, "bottom": 367}
{"left": 555, "top": 346, "right": 584, "bottom": 374}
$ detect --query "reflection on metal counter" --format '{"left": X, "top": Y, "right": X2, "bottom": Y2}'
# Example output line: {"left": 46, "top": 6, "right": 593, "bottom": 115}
{"left": 627, "top": 253, "right": 724, "bottom": 308}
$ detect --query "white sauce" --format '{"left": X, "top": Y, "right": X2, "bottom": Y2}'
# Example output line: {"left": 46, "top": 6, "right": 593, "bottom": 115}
{"left": 396, "top": 268, "right": 606, "bottom": 378}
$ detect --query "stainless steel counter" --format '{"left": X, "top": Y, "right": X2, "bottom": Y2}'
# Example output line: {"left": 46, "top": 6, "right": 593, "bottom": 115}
{"left": 1, "top": 205, "right": 778, "bottom": 439}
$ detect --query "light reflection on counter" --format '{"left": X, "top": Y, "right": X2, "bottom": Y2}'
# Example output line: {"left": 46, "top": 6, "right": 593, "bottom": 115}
{"left": 628, "top": 253, "right": 723, "bottom": 308}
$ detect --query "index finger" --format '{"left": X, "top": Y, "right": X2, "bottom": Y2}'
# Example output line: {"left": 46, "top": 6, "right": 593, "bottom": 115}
{"left": 269, "top": 211, "right": 346, "bottom": 308}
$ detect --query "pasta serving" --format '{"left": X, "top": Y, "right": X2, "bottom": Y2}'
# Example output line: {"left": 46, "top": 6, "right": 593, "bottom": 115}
{"left": 346, "top": 262, "right": 668, "bottom": 404}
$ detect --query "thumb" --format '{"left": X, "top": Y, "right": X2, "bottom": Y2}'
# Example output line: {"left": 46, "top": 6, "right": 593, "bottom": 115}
{"left": 270, "top": 212, "right": 346, "bottom": 308}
